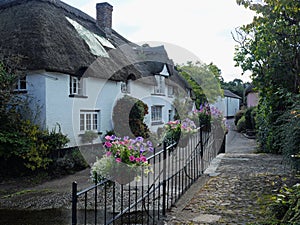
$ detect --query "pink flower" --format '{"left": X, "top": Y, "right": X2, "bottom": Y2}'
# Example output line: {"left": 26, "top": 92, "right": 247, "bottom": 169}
{"left": 129, "top": 155, "right": 135, "bottom": 161}
{"left": 105, "top": 135, "right": 111, "bottom": 140}
{"left": 104, "top": 142, "right": 112, "bottom": 148}
{"left": 116, "top": 158, "right": 121, "bottom": 163}
{"left": 135, "top": 157, "right": 141, "bottom": 162}
{"left": 140, "top": 156, "right": 147, "bottom": 162}
{"left": 106, "top": 151, "right": 112, "bottom": 157}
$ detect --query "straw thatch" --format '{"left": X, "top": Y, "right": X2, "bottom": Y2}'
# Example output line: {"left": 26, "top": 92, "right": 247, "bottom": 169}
{"left": 0, "top": 0, "right": 186, "bottom": 85}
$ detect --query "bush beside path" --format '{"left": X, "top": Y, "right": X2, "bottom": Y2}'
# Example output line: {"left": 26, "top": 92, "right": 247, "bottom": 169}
{"left": 164, "top": 119, "right": 298, "bottom": 224}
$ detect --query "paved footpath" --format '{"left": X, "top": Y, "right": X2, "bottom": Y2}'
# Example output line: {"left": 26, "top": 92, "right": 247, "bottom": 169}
{"left": 164, "top": 121, "right": 295, "bottom": 224}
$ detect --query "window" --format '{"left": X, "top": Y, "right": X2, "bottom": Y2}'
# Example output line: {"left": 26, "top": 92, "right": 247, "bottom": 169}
{"left": 151, "top": 106, "right": 163, "bottom": 124}
{"left": 15, "top": 76, "right": 27, "bottom": 91}
{"left": 80, "top": 110, "right": 100, "bottom": 132}
{"left": 168, "top": 85, "right": 174, "bottom": 97}
{"left": 154, "top": 75, "right": 165, "bottom": 95}
{"left": 168, "top": 109, "right": 173, "bottom": 122}
{"left": 121, "top": 81, "right": 130, "bottom": 93}
{"left": 70, "top": 76, "right": 83, "bottom": 96}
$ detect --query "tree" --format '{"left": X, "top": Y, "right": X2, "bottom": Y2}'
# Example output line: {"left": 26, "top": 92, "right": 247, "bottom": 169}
{"left": 177, "top": 61, "right": 223, "bottom": 107}
{"left": 112, "top": 95, "right": 150, "bottom": 138}
{"left": 233, "top": 0, "right": 300, "bottom": 153}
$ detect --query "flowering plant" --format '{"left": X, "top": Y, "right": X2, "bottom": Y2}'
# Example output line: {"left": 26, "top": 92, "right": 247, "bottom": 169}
{"left": 163, "top": 118, "right": 197, "bottom": 147}
{"left": 191, "top": 103, "right": 212, "bottom": 127}
{"left": 210, "top": 106, "right": 229, "bottom": 134}
{"left": 91, "top": 135, "right": 153, "bottom": 184}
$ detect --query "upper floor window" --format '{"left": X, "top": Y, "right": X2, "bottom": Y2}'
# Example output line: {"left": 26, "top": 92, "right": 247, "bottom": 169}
{"left": 69, "top": 76, "right": 87, "bottom": 98}
{"left": 80, "top": 110, "right": 100, "bottom": 132}
{"left": 15, "top": 76, "right": 27, "bottom": 91}
{"left": 154, "top": 75, "right": 165, "bottom": 95}
{"left": 121, "top": 81, "right": 130, "bottom": 94}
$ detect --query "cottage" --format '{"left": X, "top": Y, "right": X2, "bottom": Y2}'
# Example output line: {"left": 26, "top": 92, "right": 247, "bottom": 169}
{"left": 212, "top": 89, "right": 242, "bottom": 118}
{"left": 245, "top": 84, "right": 259, "bottom": 108}
{"left": 0, "top": 0, "right": 192, "bottom": 146}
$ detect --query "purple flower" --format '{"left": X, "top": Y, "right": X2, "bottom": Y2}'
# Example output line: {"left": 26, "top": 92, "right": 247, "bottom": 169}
{"left": 147, "top": 141, "right": 152, "bottom": 147}
{"left": 136, "top": 137, "right": 144, "bottom": 142}
{"left": 140, "top": 145, "right": 145, "bottom": 153}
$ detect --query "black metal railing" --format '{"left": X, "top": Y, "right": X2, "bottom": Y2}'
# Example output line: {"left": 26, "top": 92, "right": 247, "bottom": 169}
{"left": 71, "top": 125, "right": 225, "bottom": 224}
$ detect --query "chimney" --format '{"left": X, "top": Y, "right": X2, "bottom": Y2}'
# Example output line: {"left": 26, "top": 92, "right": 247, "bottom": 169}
{"left": 96, "top": 2, "right": 113, "bottom": 37}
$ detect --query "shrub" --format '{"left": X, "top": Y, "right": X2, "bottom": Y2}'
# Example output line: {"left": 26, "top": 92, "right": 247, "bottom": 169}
{"left": 234, "top": 110, "right": 245, "bottom": 126}
{"left": 112, "top": 95, "right": 150, "bottom": 138}
{"left": 276, "top": 100, "right": 300, "bottom": 170}
{"left": 236, "top": 115, "right": 246, "bottom": 132}
{"left": 244, "top": 107, "right": 257, "bottom": 130}
{"left": 268, "top": 183, "right": 300, "bottom": 224}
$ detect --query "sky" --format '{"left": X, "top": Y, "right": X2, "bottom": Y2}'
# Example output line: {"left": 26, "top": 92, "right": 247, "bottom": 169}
{"left": 63, "top": 0, "right": 256, "bottom": 82}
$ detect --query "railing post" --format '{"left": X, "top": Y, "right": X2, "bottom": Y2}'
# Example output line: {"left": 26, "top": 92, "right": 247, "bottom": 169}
{"left": 72, "top": 182, "right": 77, "bottom": 225}
{"left": 200, "top": 126, "right": 204, "bottom": 173}
{"left": 94, "top": 173, "right": 98, "bottom": 225}
{"left": 219, "top": 135, "right": 226, "bottom": 154}
{"left": 162, "top": 141, "right": 167, "bottom": 216}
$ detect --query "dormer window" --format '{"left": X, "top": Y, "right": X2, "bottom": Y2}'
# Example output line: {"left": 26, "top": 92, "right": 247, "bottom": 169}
{"left": 154, "top": 75, "right": 165, "bottom": 95}
{"left": 14, "top": 76, "right": 27, "bottom": 91}
{"left": 70, "top": 76, "right": 82, "bottom": 95}
{"left": 69, "top": 76, "right": 87, "bottom": 98}
{"left": 121, "top": 81, "right": 130, "bottom": 93}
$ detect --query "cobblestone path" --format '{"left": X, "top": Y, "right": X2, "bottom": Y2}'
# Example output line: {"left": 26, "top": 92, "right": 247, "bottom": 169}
{"left": 164, "top": 123, "right": 294, "bottom": 224}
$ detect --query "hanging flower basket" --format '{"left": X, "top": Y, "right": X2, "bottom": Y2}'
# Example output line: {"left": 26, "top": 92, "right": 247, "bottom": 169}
{"left": 91, "top": 135, "right": 153, "bottom": 185}
{"left": 111, "top": 163, "right": 137, "bottom": 185}
{"left": 177, "top": 135, "right": 189, "bottom": 148}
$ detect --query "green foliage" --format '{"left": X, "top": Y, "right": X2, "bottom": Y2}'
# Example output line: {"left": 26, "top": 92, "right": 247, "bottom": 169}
{"left": 177, "top": 61, "right": 223, "bottom": 105}
{"left": 234, "top": 109, "right": 245, "bottom": 126}
{"left": 234, "top": 0, "right": 300, "bottom": 155}
{"left": 236, "top": 115, "right": 246, "bottom": 132}
{"left": 112, "top": 95, "right": 150, "bottom": 138}
{"left": 0, "top": 120, "right": 69, "bottom": 171}
{"left": 245, "top": 107, "right": 257, "bottom": 130}
{"left": 51, "top": 147, "right": 88, "bottom": 176}
{"left": 277, "top": 98, "right": 300, "bottom": 170}
{"left": 268, "top": 183, "right": 300, "bottom": 224}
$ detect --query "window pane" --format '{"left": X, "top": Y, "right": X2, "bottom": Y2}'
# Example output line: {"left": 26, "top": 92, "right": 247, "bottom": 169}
{"left": 80, "top": 114, "right": 85, "bottom": 131}
{"left": 151, "top": 106, "right": 162, "bottom": 122}
{"left": 20, "top": 77, "right": 26, "bottom": 90}
{"left": 86, "top": 114, "right": 91, "bottom": 130}
{"left": 93, "top": 114, "right": 98, "bottom": 130}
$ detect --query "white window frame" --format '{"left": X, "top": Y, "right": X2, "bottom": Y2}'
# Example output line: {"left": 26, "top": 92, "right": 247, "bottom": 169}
{"left": 151, "top": 105, "right": 163, "bottom": 124}
{"left": 80, "top": 110, "right": 100, "bottom": 132}
{"left": 14, "top": 76, "right": 27, "bottom": 91}
{"left": 154, "top": 75, "right": 165, "bottom": 95}
{"left": 121, "top": 81, "right": 130, "bottom": 93}
{"left": 70, "top": 76, "right": 83, "bottom": 95}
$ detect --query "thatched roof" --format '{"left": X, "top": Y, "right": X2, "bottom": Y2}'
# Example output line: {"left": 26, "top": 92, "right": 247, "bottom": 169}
{"left": 0, "top": 0, "right": 189, "bottom": 86}
{"left": 0, "top": 0, "right": 145, "bottom": 80}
